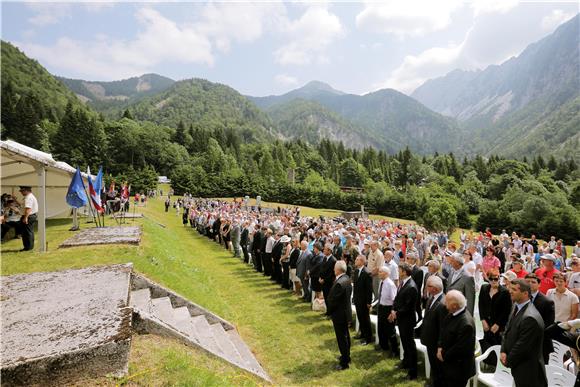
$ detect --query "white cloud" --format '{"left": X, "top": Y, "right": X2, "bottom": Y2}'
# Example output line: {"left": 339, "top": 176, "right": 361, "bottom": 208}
{"left": 541, "top": 9, "right": 575, "bottom": 31}
{"left": 376, "top": 4, "right": 569, "bottom": 94}
{"left": 26, "top": 3, "right": 71, "bottom": 26}
{"left": 196, "top": 2, "right": 286, "bottom": 53}
{"left": 18, "top": 8, "right": 213, "bottom": 80}
{"left": 26, "top": 2, "right": 115, "bottom": 26}
{"left": 378, "top": 40, "right": 465, "bottom": 93}
{"left": 356, "top": 0, "right": 464, "bottom": 38}
{"left": 471, "top": 0, "right": 519, "bottom": 16}
{"left": 274, "top": 5, "right": 344, "bottom": 65}
{"left": 275, "top": 74, "right": 298, "bottom": 87}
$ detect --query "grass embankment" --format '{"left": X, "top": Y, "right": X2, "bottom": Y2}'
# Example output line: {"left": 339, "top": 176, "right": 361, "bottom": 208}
{"left": 1, "top": 198, "right": 422, "bottom": 386}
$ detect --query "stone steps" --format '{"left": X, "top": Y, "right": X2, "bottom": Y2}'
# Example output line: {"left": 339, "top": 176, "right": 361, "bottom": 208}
{"left": 129, "top": 288, "right": 269, "bottom": 382}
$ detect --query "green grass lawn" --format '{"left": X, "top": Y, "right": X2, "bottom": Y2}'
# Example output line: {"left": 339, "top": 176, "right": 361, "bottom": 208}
{"left": 1, "top": 198, "right": 423, "bottom": 386}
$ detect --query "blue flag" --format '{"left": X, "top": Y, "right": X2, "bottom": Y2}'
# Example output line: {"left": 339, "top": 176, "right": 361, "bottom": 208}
{"left": 94, "top": 166, "right": 103, "bottom": 195}
{"left": 66, "top": 167, "right": 88, "bottom": 208}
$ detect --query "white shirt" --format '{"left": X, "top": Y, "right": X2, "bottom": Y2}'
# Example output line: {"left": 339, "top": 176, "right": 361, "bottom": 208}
{"left": 24, "top": 192, "right": 38, "bottom": 215}
{"left": 453, "top": 306, "right": 466, "bottom": 316}
{"left": 265, "top": 236, "right": 275, "bottom": 253}
{"left": 384, "top": 259, "right": 399, "bottom": 282}
{"left": 379, "top": 277, "right": 397, "bottom": 306}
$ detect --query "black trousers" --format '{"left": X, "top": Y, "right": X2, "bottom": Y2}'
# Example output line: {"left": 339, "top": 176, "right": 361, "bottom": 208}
{"left": 356, "top": 303, "right": 373, "bottom": 343}
{"left": 378, "top": 305, "right": 398, "bottom": 352}
{"left": 398, "top": 317, "right": 417, "bottom": 377}
{"left": 20, "top": 215, "right": 37, "bottom": 251}
{"left": 332, "top": 318, "right": 351, "bottom": 366}
{"left": 253, "top": 250, "right": 262, "bottom": 272}
{"left": 242, "top": 244, "right": 249, "bottom": 263}
{"left": 427, "top": 345, "right": 444, "bottom": 387}
{"left": 322, "top": 282, "right": 332, "bottom": 303}
{"left": 1, "top": 221, "right": 20, "bottom": 240}
{"left": 281, "top": 261, "right": 291, "bottom": 289}
{"left": 262, "top": 253, "right": 272, "bottom": 276}
{"left": 301, "top": 277, "right": 311, "bottom": 301}
{"left": 273, "top": 259, "right": 282, "bottom": 283}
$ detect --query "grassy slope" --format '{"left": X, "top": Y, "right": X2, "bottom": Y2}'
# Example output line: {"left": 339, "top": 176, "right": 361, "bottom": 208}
{"left": 1, "top": 199, "right": 422, "bottom": 386}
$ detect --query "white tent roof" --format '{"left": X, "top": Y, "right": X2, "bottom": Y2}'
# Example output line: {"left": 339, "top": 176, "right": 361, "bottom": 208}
{"left": 1, "top": 140, "right": 91, "bottom": 219}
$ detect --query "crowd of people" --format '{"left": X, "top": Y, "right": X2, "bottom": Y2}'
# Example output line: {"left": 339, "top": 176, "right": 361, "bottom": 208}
{"left": 170, "top": 196, "right": 580, "bottom": 386}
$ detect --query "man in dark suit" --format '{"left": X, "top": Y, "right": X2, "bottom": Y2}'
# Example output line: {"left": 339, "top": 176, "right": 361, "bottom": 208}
{"left": 422, "top": 260, "right": 447, "bottom": 308}
{"left": 526, "top": 273, "right": 555, "bottom": 364}
{"left": 319, "top": 244, "right": 337, "bottom": 303}
{"left": 420, "top": 275, "right": 446, "bottom": 387}
{"left": 326, "top": 260, "right": 352, "bottom": 370}
{"left": 389, "top": 263, "right": 419, "bottom": 380}
{"left": 406, "top": 253, "right": 424, "bottom": 321}
{"left": 437, "top": 289, "right": 476, "bottom": 387}
{"left": 240, "top": 221, "right": 250, "bottom": 263}
{"left": 271, "top": 233, "right": 284, "bottom": 283}
{"left": 447, "top": 253, "right": 476, "bottom": 315}
{"left": 353, "top": 255, "right": 373, "bottom": 345}
{"left": 308, "top": 243, "right": 324, "bottom": 299}
{"left": 501, "top": 278, "right": 547, "bottom": 387}
{"left": 251, "top": 225, "right": 263, "bottom": 272}
{"left": 260, "top": 227, "right": 271, "bottom": 276}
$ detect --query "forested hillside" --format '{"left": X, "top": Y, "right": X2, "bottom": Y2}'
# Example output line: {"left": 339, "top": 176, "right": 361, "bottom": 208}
{"left": 266, "top": 99, "right": 380, "bottom": 149}
{"left": 250, "top": 82, "right": 461, "bottom": 154}
{"left": 1, "top": 41, "right": 86, "bottom": 150}
{"left": 105, "top": 78, "right": 275, "bottom": 143}
{"left": 57, "top": 73, "right": 175, "bottom": 111}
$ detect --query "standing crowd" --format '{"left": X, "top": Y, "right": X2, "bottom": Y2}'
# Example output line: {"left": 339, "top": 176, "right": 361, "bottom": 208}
{"left": 172, "top": 196, "right": 580, "bottom": 386}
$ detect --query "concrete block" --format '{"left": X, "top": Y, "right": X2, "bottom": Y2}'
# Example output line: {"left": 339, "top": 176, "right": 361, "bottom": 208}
{"left": 1, "top": 264, "right": 133, "bottom": 386}
{"left": 60, "top": 227, "right": 141, "bottom": 248}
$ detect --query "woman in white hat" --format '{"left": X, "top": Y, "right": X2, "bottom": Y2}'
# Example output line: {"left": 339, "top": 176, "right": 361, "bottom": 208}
{"left": 280, "top": 235, "right": 292, "bottom": 290}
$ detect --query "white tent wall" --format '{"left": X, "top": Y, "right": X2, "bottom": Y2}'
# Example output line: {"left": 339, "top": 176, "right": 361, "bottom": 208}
{"left": 1, "top": 140, "right": 96, "bottom": 252}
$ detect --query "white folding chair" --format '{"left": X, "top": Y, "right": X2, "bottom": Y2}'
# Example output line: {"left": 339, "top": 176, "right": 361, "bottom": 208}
{"left": 546, "top": 364, "right": 576, "bottom": 386}
{"left": 474, "top": 345, "right": 514, "bottom": 387}
{"left": 549, "top": 340, "right": 570, "bottom": 368}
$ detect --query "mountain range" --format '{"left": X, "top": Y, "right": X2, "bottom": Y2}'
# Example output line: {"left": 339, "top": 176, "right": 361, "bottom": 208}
{"left": 1, "top": 14, "right": 578, "bottom": 159}
{"left": 412, "top": 14, "right": 579, "bottom": 158}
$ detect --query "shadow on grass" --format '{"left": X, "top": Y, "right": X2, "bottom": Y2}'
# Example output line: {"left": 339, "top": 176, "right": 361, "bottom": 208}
{"left": 283, "top": 358, "right": 338, "bottom": 381}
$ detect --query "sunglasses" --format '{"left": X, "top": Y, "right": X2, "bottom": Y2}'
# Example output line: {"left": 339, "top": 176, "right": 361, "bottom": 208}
{"left": 489, "top": 277, "right": 499, "bottom": 281}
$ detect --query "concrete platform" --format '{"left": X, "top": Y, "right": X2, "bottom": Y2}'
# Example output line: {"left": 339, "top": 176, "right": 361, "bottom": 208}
{"left": 59, "top": 226, "right": 141, "bottom": 248}
{"left": 1, "top": 264, "right": 133, "bottom": 386}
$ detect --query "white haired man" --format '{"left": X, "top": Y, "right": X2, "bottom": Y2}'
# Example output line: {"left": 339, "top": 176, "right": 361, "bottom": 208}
{"left": 420, "top": 276, "right": 446, "bottom": 387}
{"left": 377, "top": 265, "right": 398, "bottom": 356}
{"left": 437, "top": 290, "right": 476, "bottom": 387}
{"left": 447, "top": 253, "right": 475, "bottom": 315}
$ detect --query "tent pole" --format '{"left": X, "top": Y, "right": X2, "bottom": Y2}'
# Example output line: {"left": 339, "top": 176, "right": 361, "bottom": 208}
{"left": 36, "top": 164, "right": 47, "bottom": 252}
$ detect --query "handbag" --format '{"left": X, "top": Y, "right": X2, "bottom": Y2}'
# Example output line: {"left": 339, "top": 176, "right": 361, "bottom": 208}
{"left": 312, "top": 297, "right": 327, "bottom": 313}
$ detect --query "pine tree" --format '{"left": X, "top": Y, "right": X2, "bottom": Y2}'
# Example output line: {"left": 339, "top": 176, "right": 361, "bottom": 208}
{"left": 122, "top": 109, "right": 134, "bottom": 120}
{"left": 1, "top": 81, "right": 17, "bottom": 137}
{"left": 547, "top": 155, "right": 558, "bottom": 171}
{"left": 536, "top": 155, "right": 546, "bottom": 170}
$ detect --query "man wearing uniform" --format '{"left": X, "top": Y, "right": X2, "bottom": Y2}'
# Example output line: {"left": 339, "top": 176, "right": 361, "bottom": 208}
{"left": 19, "top": 186, "right": 38, "bottom": 251}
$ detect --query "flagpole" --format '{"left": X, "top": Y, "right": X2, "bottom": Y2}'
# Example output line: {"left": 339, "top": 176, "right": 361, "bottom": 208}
{"left": 83, "top": 185, "right": 99, "bottom": 228}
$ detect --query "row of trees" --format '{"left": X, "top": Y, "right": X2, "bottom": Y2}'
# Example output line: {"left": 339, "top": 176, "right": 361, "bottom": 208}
{"left": 2, "top": 97, "right": 579, "bottom": 241}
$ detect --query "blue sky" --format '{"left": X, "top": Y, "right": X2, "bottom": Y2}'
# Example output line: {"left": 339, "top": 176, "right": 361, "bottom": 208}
{"left": 1, "top": 1, "right": 577, "bottom": 96}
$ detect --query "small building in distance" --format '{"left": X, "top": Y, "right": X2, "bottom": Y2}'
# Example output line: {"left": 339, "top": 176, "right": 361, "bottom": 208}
{"left": 158, "top": 176, "right": 171, "bottom": 184}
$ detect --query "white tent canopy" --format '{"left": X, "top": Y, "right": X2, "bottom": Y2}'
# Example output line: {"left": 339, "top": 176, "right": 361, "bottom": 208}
{"left": 1, "top": 140, "right": 92, "bottom": 252}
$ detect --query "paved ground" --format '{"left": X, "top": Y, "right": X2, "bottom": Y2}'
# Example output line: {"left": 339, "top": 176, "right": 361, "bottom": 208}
{"left": 1, "top": 264, "right": 132, "bottom": 369}
{"left": 59, "top": 226, "right": 141, "bottom": 247}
